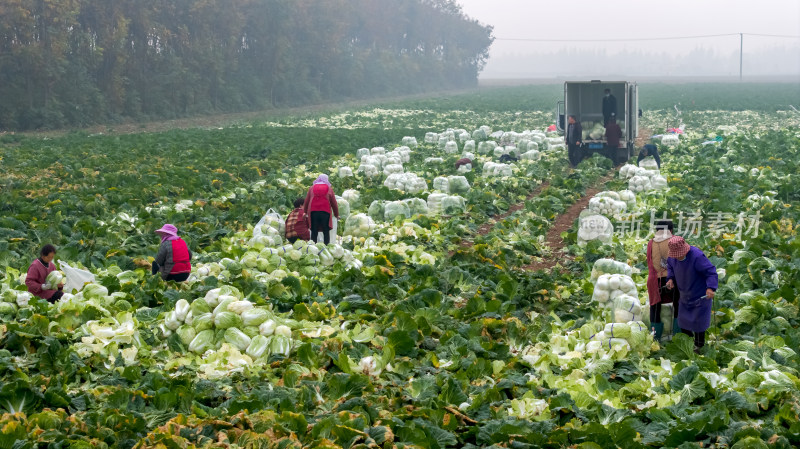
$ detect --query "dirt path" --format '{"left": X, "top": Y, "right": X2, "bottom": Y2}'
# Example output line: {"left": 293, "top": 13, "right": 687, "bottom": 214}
{"left": 450, "top": 181, "right": 550, "bottom": 255}
{"left": 636, "top": 127, "right": 653, "bottom": 148}
{"left": 521, "top": 170, "right": 616, "bottom": 272}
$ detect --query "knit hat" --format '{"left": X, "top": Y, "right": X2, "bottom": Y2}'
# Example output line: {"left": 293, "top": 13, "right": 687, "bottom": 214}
{"left": 154, "top": 224, "right": 178, "bottom": 237}
{"left": 667, "top": 236, "right": 690, "bottom": 259}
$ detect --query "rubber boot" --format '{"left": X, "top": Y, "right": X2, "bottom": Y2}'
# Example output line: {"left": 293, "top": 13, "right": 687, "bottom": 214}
{"left": 651, "top": 322, "right": 664, "bottom": 342}
{"left": 673, "top": 318, "right": 681, "bottom": 334}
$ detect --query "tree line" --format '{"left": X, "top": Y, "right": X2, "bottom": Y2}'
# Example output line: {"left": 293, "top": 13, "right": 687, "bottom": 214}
{"left": 0, "top": 0, "right": 493, "bottom": 130}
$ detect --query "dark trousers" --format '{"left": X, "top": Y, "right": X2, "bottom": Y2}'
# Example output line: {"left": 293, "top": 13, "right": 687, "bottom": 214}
{"left": 310, "top": 211, "right": 331, "bottom": 244}
{"left": 287, "top": 236, "right": 299, "bottom": 244}
{"left": 48, "top": 290, "right": 64, "bottom": 303}
{"left": 682, "top": 329, "right": 706, "bottom": 348}
{"left": 650, "top": 277, "right": 679, "bottom": 323}
{"left": 568, "top": 144, "right": 581, "bottom": 167}
{"left": 152, "top": 261, "right": 190, "bottom": 282}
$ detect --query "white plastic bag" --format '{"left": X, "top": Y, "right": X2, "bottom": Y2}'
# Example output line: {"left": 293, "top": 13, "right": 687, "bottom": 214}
{"left": 60, "top": 261, "right": 96, "bottom": 293}
{"left": 254, "top": 208, "right": 285, "bottom": 239}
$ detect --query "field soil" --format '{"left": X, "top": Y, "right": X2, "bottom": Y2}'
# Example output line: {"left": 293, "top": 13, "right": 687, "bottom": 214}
{"left": 522, "top": 170, "right": 615, "bottom": 272}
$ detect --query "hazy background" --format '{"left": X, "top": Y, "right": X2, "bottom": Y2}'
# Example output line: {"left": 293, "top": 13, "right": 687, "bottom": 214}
{"left": 457, "top": 0, "right": 800, "bottom": 79}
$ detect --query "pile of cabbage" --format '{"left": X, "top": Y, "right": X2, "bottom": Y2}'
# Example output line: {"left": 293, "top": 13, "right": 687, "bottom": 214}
{"left": 0, "top": 288, "right": 32, "bottom": 317}
{"left": 583, "top": 122, "right": 606, "bottom": 140}
{"left": 432, "top": 175, "right": 471, "bottom": 195}
{"left": 577, "top": 214, "right": 614, "bottom": 245}
{"left": 344, "top": 213, "right": 377, "bottom": 237}
{"left": 587, "top": 196, "right": 626, "bottom": 217}
{"left": 426, "top": 194, "right": 467, "bottom": 215}
{"left": 161, "top": 287, "right": 295, "bottom": 364}
{"left": 383, "top": 173, "right": 428, "bottom": 193}
{"left": 661, "top": 134, "right": 680, "bottom": 146}
{"left": 595, "top": 190, "right": 636, "bottom": 211}
{"left": 590, "top": 258, "right": 633, "bottom": 282}
{"left": 482, "top": 162, "right": 514, "bottom": 177}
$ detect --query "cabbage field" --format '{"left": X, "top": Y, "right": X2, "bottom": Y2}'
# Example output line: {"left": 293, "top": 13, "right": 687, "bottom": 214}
{"left": 1, "top": 85, "right": 800, "bottom": 448}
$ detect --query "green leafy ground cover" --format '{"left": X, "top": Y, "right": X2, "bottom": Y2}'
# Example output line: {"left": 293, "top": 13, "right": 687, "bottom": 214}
{"left": 1, "top": 84, "right": 799, "bottom": 448}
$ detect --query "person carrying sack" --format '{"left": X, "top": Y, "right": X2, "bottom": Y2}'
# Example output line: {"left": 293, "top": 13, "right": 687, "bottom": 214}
{"left": 152, "top": 224, "right": 192, "bottom": 282}
{"left": 646, "top": 220, "right": 679, "bottom": 340}
{"left": 665, "top": 236, "right": 718, "bottom": 352}
{"left": 303, "top": 174, "right": 339, "bottom": 244}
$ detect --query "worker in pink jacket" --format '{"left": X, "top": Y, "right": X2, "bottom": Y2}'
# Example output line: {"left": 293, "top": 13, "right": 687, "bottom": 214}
{"left": 303, "top": 174, "right": 339, "bottom": 244}
{"left": 25, "top": 244, "right": 64, "bottom": 303}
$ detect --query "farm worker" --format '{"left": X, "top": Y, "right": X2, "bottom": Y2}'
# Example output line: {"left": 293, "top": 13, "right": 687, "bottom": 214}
{"left": 303, "top": 174, "right": 339, "bottom": 245}
{"left": 454, "top": 157, "right": 472, "bottom": 169}
{"left": 605, "top": 114, "right": 623, "bottom": 149}
{"left": 637, "top": 144, "right": 662, "bottom": 168}
{"left": 498, "top": 153, "right": 518, "bottom": 163}
{"left": 284, "top": 198, "right": 311, "bottom": 244}
{"left": 547, "top": 124, "right": 557, "bottom": 132}
{"left": 602, "top": 88, "right": 617, "bottom": 125}
{"left": 646, "top": 220, "right": 679, "bottom": 341}
{"left": 566, "top": 115, "right": 582, "bottom": 167}
{"left": 665, "top": 236, "right": 718, "bottom": 352}
{"left": 152, "top": 224, "right": 192, "bottom": 282}
{"left": 25, "top": 244, "right": 64, "bottom": 303}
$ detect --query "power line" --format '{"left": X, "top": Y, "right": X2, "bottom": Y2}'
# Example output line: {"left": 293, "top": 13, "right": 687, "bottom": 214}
{"left": 494, "top": 33, "right": 800, "bottom": 43}
{"left": 744, "top": 33, "right": 800, "bottom": 38}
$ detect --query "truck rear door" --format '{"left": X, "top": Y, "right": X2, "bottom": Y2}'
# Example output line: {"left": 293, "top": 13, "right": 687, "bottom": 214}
{"left": 628, "top": 83, "right": 639, "bottom": 141}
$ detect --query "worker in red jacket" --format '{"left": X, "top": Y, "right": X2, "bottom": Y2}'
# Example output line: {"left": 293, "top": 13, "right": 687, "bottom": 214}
{"left": 152, "top": 224, "right": 192, "bottom": 282}
{"left": 25, "top": 244, "right": 64, "bottom": 302}
{"left": 285, "top": 198, "right": 311, "bottom": 243}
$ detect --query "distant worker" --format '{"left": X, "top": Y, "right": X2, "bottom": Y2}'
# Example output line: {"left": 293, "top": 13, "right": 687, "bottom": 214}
{"left": 152, "top": 224, "right": 192, "bottom": 282}
{"left": 605, "top": 114, "right": 622, "bottom": 149}
{"left": 602, "top": 88, "right": 617, "bottom": 125}
{"left": 566, "top": 115, "right": 582, "bottom": 167}
{"left": 638, "top": 144, "right": 662, "bottom": 168}
{"left": 498, "top": 154, "right": 518, "bottom": 163}
{"left": 285, "top": 198, "right": 310, "bottom": 244}
{"left": 303, "top": 174, "right": 339, "bottom": 244}
{"left": 454, "top": 157, "right": 472, "bottom": 169}
{"left": 26, "top": 244, "right": 64, "bottom": 302}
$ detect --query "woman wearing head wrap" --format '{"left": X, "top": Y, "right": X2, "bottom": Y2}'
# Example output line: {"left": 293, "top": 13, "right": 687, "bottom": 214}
{"left": 646, "top": 220, "right": 679, "bottom": 341}
{"left": 666, "top": 236, "right": 718, "bottom": 351}
{"left": 152, "top": 224, "right": 192, "bottom": 282}
{"left": 303, "top": 174, "right": 339, "bottom": 244}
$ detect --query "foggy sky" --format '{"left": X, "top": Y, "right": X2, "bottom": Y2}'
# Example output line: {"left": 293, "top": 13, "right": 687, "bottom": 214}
{"left": 457, "top": 0, "right": 800, "bottom": 78}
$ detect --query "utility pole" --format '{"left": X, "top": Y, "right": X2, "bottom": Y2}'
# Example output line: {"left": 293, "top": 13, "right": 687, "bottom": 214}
{"left": 739, "top": 33, "right": 743, "bottom": 81}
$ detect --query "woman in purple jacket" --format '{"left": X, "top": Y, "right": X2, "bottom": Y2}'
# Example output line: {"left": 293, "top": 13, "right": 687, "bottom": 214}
{"left": 665, "top": 236, "right": 718, "bottom": 351}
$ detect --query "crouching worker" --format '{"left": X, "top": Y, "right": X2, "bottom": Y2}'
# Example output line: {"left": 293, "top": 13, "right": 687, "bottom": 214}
{"left": 454, "top": 157, "right": 472, "bottom": 169}
{"left": 26, "top": 244, "right": 64, "bottom": 303}
{"left": 285, "top": 198, "right": 311, "bottom": 243}
{"left": 638, "top": 144, "right": 662, "bottom": 168}
{"left": 152, "top": 224, "right": 191, "bottom": 282}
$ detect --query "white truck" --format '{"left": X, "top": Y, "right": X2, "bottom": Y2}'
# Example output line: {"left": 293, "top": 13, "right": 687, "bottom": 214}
{"left": 556, "top": 80, "right": 639, "bottom": 164}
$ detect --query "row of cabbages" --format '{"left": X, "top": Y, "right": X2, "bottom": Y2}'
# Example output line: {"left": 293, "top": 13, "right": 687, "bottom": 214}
{"left": 197, "top": 239, "right": 362, "bottom": 284}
